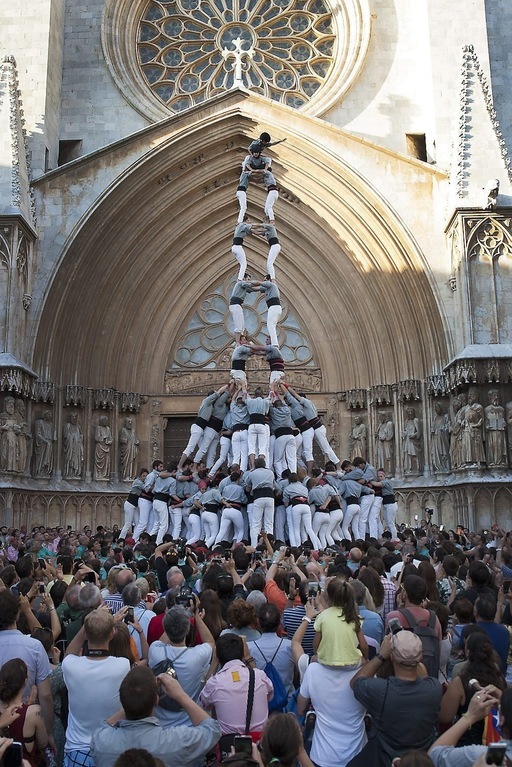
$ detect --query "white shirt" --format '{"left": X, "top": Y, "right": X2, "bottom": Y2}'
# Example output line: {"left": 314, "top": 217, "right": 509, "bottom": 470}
{"left": 62, "top": 654, "right": 130, "bottom": 752}
{"left": 300, "top": 662, "right": 367, "bottom": 767}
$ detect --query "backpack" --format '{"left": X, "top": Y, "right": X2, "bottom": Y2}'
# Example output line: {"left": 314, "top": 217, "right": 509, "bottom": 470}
{"left": 151, "top": 647, "right": 188, "bottom": 711}
{"left": 253, "top": 639, "right": 288, "bottom": 712}
{"left": 398, "top": 608, "right": 440, "bottom": 678}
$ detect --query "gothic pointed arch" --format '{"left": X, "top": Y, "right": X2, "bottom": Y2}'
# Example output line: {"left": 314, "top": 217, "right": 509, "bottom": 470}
{"left": 31, "top": 92, "right": 449, "bottom": 396}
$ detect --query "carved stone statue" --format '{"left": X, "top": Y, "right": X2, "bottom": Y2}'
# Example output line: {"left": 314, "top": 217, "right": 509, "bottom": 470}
{"left": 483, "top": 178, "right": 499, "bottom": 210}
{"left": 119, "top": 417, "right": 139, "bottom": 481}
{"left": 34, "top": 410, "right": 54, "bottom": 477}
{"left": 94, "top": 415, "right": 113, "bottom": 480}
{"left": 450, "top": 393, "right": 466, "bottom": 470}
{"left": 63, "top": 411, "right": 84, "bottom": 479}
{"left": 430, "top": 401, "right": 450, "bottom": 472}
{"left": 461, "top": 387, "right": 486, "bottom": 466}
{"left": 349, "top": 415, "right": 367, "bottom": 461}
{"left": 402, "top": 406, "right": 422, "bottom": 474}
{"left": 15, "top": 398, "right": 31, "bottom": 474}
{"left": 376, "top": 411, "right": 395, "bottom": 475}
{"left": 484, "top": 389, "right": 507, "bottom": 467}
{"left": 0, "top": 396, "right": 20, "bottom": 472}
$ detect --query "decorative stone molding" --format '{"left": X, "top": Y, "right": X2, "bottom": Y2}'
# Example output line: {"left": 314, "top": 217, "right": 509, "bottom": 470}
{"left": 150, "top": 422, "right": 160, "bottom": 460}
{"left": 64, "top": 385, "right": 86, "bottom": 407}
{"left": 101, "top": 0, "right": 371, "bottom": 121}
{"left": 0, "top": 226, "right": 12, "bottom": 269}
{"left": 345, "top": 388, "right": 367, "bottom": 409}
{"left": 457, "top": 45, "right": 512, "bottom": 198}
{"left": 0, "top": 367, "right": 34, "bottom": 397}
{"left": 426, "top": 374, "right": 449, "bottom": 397}
{"left": 326, "top": 395, "right": 340, "bottom": 454}
{"left": 34, "top": 381, "right": 56, "bottom": 404}
{"left": 369, "top": 384, "right": 392, "bottom": 406}
{"left": 448, "top": 276, "right": 457, "bottom": 292}
{"left": 398, "top": 379, "right": 422, "bottom": 402}
{"left": 119, "top": 392, "right": 142, "bottom": 412}
{"left": 2, "top": 56, "right": 36, "bottom": 225}
{"left": 165, "top": 367, "right": 322, "bottom": 395}
{"left": 446, "top": 359, "right": 478, "bottom": 390}
{"left": 92, "top": 388, "right": 115, "bottom": 410}
{"left": 485, "top": 359, "right": 500, "bottom": 383}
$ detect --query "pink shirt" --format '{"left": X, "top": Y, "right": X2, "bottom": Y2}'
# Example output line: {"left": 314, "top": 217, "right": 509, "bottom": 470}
{"left": 200, "top": 659, "right": 273, "bottom": 735}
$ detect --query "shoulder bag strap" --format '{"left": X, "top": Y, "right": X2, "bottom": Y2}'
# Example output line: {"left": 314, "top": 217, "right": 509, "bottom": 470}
{"left": 253, "top": 641, "right": 268, "bottom": 663}
{"left": 245, "top": 667, "right": 255, "bottom": 735}
{"left": 399, "top": 607, "right": 416, "bottom": 627}
{"left": 269, "top": 638, "right": 284, "bottom": 664}
{"left": 173, "top": 647, "right": 188, "bottom": 663}
{"left": 373, "top": 679, "right": 390, "bottom": 734}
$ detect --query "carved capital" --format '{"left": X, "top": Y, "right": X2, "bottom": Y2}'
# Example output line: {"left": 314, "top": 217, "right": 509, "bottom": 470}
{"left": 426, "top": 374, "right": 449, "bottom": 397}
{"left": 92, "top": 388, "right": 115, "bottom": 410}
{"left": 0, "top": 367, "right": 35, "bottom": 398}
{"left": 119, "top": 392, "right": 141, "bottom": 412}
{"left": 34, "top": 381, "right": 56, "bottom": 404}
{"left": 64, "top": 385, "right": 86, "bottom": 407}
{"left": 345, "top": 388, "right": 367, "bottom": 410}
{"left": 398, "top": 379, "right": 422, "bottom": 402}
{"left": 369, "top": 384, "right": 392, "bottom": 406}
{"left": 485, "top": 359, "right": 500, "bottom": 383}
{"left": 446, "top": 359, "right": 478, "bottom": 391}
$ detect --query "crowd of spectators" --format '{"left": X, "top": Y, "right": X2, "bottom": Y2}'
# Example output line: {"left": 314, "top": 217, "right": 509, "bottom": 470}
{"left": 0, "top": 515, "right": 511, "bottom": 767}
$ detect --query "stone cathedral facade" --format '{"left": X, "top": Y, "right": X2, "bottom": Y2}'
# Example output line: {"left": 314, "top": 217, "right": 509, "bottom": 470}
{"left": 1, "top": 0, "right": 512, "bottom": 532}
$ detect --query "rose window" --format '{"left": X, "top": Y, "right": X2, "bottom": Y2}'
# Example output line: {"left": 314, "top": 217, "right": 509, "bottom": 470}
{"left": 137, "top": 0, "right": 335, "bottom": 112}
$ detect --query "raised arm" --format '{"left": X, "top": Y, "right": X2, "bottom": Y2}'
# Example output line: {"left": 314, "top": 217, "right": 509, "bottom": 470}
{"left": 291, "top": 599, "right": 317, "bottom": 667}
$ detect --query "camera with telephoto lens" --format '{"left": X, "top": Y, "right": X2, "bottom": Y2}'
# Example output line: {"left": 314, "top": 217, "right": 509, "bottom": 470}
{"left": 424, "top": 507, "right": 434, "bottom": 517}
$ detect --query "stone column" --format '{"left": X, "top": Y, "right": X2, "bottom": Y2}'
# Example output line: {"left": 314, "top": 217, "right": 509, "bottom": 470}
{"left": 112, "top": 392, "right": 120, "bottom": 482}
{"left": 85, "top": 389, "right": 93, "bottom": 483}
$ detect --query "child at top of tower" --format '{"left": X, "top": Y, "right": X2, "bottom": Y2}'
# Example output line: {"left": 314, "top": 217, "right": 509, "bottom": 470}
{"left": 247, "top": 131, "right": 286, "bottom": 153}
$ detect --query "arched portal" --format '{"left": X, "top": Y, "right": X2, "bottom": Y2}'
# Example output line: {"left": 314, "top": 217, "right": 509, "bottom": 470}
{"left": 32, "top": 94, "right": 448, "bottom": 396}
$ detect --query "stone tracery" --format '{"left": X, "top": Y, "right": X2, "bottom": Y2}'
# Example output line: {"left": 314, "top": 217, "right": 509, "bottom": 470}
{"left": 137, "top": 0, "right": 335, "bottom": 111}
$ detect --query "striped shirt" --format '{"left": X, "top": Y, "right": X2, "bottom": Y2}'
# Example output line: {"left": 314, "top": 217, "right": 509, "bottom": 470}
{"left": 282, "top": 604, "right": 315, "bottom": 656}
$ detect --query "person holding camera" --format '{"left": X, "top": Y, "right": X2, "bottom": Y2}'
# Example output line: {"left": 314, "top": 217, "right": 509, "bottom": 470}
{"left": 148, "top": 603, "right": 215, "bottom": 728}
{"left": 429, "top": 683, "right": 506, "bottom": 767}
{"left": 90, "top": 665, "right": 220, "bottom": 767}
{"left": 349, "top": 631, "right": 443, "bottom": 766}
{"left": 62, "top": 609, "right": 131, "bottom": 767}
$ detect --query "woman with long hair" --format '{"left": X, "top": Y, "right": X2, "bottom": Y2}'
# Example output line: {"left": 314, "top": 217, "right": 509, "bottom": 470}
{"left": 0, "top": 659, "right": 47, "bottom": 767}
{"left": 358, "top": 567, "right": 385, "bottom": 615}
{"left": 417, "top": 561, "right": 439, "bottom": 603}
{"left": 439, "top": 631, "right": 506, "bottom": 745}
{"left": 199, "top": 589, "right": 227, "bottom": 640}
{"left": 109, "top": 622, "right": 141, "bottom": 666}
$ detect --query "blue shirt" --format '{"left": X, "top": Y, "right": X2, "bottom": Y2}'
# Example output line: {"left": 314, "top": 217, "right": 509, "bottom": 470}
{"left": 475, "top": 620, "right": 510, "bottom": 673}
